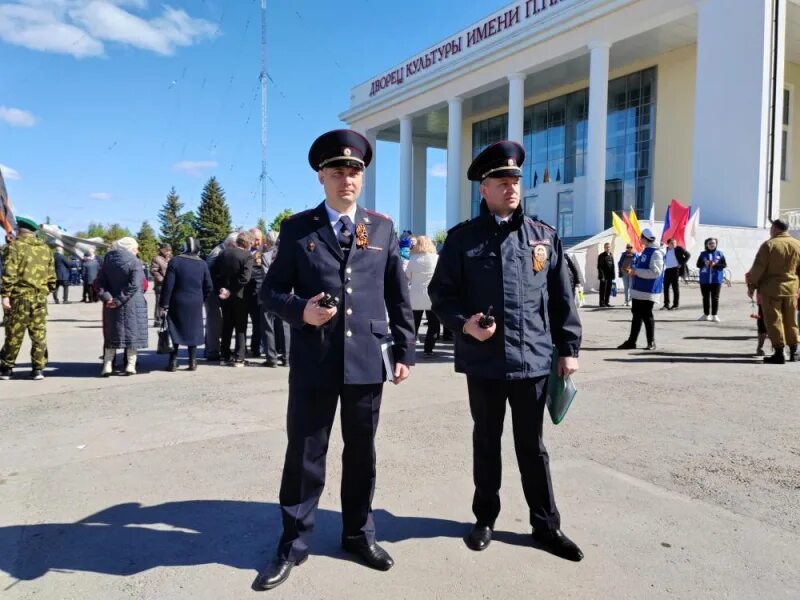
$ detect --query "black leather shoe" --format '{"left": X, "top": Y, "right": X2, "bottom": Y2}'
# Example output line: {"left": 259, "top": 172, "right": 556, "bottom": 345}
{"left": 789, "top": 345, "right": 798, "bottom": 362}
{"left": 532, "top": 529, "right": 584, "bottom": 561}
{"left": 167, "top": 354, "right": 178, "bottom": 372}
{"left": 617, "top": 340, "right": 636, "bottom": 350}
{"left": 252, "top": 556, "right": 306, "bottom": 591}
{"left": 465, "top": 524, "right": 492, "bottom": 551}
{"left": 263, "top": 360, "right": 278, "bottom": 368}
{"left": 341, "top": 539, "right": 394, "bottom": 571}
{"left": 646, "top": 342, "right": 657, "bottom": 351}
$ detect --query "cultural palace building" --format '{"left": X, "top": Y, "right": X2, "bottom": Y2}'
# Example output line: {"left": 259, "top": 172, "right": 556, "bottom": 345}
{"left": 340, "top": 0, "right": 800, "bottom": 279}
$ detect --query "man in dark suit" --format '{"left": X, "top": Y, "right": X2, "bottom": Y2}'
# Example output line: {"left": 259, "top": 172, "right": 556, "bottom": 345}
{"left": 253, "top": 130, "right": 415, "bottom": 591}
{"left": 429, "top": 140, "right": 584, "bottom": 562}
{"left": 211, "top": 231, "right": 253, "bottom": 366}
{"left": 597, "top": 242, "right": 615, "bottom": 307}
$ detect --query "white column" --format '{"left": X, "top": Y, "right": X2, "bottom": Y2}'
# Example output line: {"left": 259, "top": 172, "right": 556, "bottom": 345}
{"left": 507, "top": 73, "right": 526, "bottom": 144}
{"left": 770, "top": 0, "right": 787, "bottom": 221}
{"left": 399, "top": 116, "right": 413, "bottom": 231}
{"left": 446, "top": 98, "right": 463, "bottom": 229}
{"left": 691, "top": 0, "right": 780, "bottom": 227}
{"left": 363, "top": 129, "right": 377, "bottom": 211}
{"left": 585, "top": 41, "right": 610, "bottom": 235}
{"left": 412, "top": 142, "right": 427, "bottom": 234}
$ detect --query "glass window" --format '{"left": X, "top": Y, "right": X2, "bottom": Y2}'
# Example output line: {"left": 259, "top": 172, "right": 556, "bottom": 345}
{"left": 471, "top": 66, "right": 657, "bottom": 223}
{"left": 782, "top": 87, "right": 791, "bottom": 182}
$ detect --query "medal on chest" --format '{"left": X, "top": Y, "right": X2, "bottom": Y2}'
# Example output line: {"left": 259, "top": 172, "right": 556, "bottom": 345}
{"left": 532, "top": 244, "right": 548, "bottom": 272}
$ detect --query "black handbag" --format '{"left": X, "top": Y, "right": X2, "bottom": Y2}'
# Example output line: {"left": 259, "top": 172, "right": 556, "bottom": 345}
{"left": 156, "top": 321, "right": 174, "bottom": 355}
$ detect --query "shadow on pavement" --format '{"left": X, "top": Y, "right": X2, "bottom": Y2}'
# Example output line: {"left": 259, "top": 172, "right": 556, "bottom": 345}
{"left": 683, "top": 335, "right": 755, "bottom": 341}
{"left": 0, "top": 501, "right": 469, "bottom": 583}
{"left": 605, "top": 350, "right": 758, "bottom": 365}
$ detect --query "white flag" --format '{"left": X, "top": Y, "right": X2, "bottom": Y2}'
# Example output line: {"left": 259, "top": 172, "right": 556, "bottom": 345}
{"left": 684, "top": 208, "right": 701, "bottom": 250}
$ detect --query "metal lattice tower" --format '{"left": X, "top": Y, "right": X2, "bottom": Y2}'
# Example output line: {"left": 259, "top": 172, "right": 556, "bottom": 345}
{"left": 260, "top": 0, "right": 268, "bottom": 215}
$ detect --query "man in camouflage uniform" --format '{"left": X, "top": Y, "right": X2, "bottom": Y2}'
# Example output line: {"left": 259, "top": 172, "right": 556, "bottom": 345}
{"left": 1, "top": 216, "right": 56, "bottom": 380}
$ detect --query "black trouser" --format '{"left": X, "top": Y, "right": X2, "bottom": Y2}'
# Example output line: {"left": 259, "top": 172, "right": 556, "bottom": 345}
{"left": 412, "top": 309, "right": 440, "bottom": 354}
{"left": 663, "top": 268, "right": 680, "bottom": 307}
{"left": 466, "top": 375, "right": 560, "bottom": 532}
{"left": 220, "top": 297, "right": 248, "bottom": 361}
{"left": 278, "top": 380, "right": 383, "bottom": 562}
{"left": 275, "top": 316, "right": 290, "bottom": 362}
{"left": 259, "top": 305, "right": 279, "bottom": 363}
{"left": 153, "top": 285, "right": 162, "bottom": 325}
{"left": 82, "top": 283, "right": 97, "bottom": 302}
{"left": 598, "top": 274, "right": 614, "bottom": 305}
{"left": 53, "top": 281, "right": 69, "bottom": 303}
{"left": 700, "top": 284, "right": 721, "bottom": 316}
{"left": 628, "top": 299, "right": 655, "bottom": 344}
{"left": 246, "top": 295, "right": 263, "bottom": 355}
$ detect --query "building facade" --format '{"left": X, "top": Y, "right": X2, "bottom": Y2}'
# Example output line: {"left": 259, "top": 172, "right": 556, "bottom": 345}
{"left": 341, "top": 0, "right": 800, "bottom": 243}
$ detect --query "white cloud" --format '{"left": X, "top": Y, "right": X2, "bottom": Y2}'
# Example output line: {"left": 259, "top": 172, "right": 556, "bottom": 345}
{"left": 0, "top": 105, "right": 38, "bottom": 127}
{"left": 0, "top": 1, "right": 217, "bottom": 59}
{"left": 90, "top": 191, "right": 111, "bottom": 200}
{"left": 0, "top": 163, "right": 21, "bottom": 180}
{"left": 173, "top": 160, "right": 217, "bottom": 177}
{"left": 429, "top": 163, "right": 447, "bottom": 178}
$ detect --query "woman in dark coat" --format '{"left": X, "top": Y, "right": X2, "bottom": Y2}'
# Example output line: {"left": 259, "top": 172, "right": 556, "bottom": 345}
{"left": 96, "top": 237, "right": 149, "bottom": 376}
{"left": 159, "top": 237, "right": 213, "bottom": 371}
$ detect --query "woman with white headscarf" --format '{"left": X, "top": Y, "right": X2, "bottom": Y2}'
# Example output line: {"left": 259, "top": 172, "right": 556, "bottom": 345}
{"left": 96, "top": 236, "right": 149, "bottom": 376}
{"left": 159, "top": 237, "right": 213, "bottom": 371}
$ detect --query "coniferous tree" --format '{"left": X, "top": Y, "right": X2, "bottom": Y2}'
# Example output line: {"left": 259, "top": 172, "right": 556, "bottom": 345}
{"left": 195, "top": 177, "right": 232, "bottom": 255}
{"left": 158, "top": 187, "right": 188, "bottom": 250}
{"left": 136, "top": 220, "right": 159, "bottom": 266}
{"left": 257, "top": 217, "right": 268, "bottom": 240}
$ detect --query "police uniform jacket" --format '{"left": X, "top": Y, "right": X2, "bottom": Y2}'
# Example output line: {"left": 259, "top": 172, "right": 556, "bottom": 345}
{"left": 429, "top": 200, "right": 581, "bottom": 380}
{"left": 263, "top": 202, "right": 415, "bottom": 385}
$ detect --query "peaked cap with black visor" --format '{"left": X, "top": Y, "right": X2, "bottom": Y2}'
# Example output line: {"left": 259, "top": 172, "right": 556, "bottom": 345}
{"left": 467, "top": 140, "right": 525, "bottom": 182}
{"left": 308, "top": 129, "right": 373, "bottom": 172}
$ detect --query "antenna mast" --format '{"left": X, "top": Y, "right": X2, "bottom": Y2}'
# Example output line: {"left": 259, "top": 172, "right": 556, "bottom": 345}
{"left": 260, "top": 0, "right": 268, "bottom": 215}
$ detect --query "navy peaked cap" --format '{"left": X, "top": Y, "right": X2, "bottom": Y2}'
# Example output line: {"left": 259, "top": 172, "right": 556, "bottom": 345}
{"left": 308, "top": 129, "right": 373, "bottom": 171}
{"left": 467, "top": 140, "right": 525, "bottom": 182}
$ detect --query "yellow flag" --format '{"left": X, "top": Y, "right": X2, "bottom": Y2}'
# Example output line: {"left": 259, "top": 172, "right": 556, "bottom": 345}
{"left": 612, "top": 212, "right": 630, "bottom": 244}
{"left": 628, "top": 207, "right": 642, "bottom": 237}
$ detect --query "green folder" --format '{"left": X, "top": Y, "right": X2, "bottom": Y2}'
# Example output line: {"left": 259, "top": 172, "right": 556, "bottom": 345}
{"left": 547, "top": 347, "right": 577, "bottom": 425}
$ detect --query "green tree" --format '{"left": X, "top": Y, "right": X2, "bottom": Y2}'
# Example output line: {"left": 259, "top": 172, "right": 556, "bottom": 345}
{"left": 158, "top": 187, "right": 189, "bottom": 250}
{"left": 180, "top": 210, "right": 198, "bottom": 245}
{"left": 104, "top": 224, "right": 132, "bottom": 245}
{"left": 257, "top": 217, "right": 268, "bottom": 239}
{"left": 269, "top": 208, "right": 293, "bottom": 232}
{"left": 195, "top": 177, "right": 232, "bottom": 255}
{"left": 136, "top": 220, "right": 159, "bottom": 266}
{"left": 434, "top": 230, "right": 448, "bottom": 248}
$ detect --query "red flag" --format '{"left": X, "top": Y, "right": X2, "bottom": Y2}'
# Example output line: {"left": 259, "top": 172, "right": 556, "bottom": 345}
{"left": 661, "top": 199, "right": 690, "bottom": 247}
{"left": 621, "top": 211, "right": 643, "bottom": 252}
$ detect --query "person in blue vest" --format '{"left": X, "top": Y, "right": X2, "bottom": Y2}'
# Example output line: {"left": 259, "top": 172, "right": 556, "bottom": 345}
{"left": 617, "top": 228, "right": 664, "bottom": 350}
{"left": 429, "top": 140, "right": 584, "bottom": 562}
{"left": 253, "top": 129, "right": 415, "bottom": 591}
{"left": 696, "top": 238, "right": 727, "bottom": 322}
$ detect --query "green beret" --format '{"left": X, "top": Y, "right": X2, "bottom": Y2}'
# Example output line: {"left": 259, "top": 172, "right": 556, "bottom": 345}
{"left": 16, "top": 216, "right": 39, "bottom": 232}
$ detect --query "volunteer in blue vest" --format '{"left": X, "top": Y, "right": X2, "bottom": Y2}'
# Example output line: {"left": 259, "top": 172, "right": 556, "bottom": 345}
{"left": 617, "top": 228, "right": 664, "bottom": 351}
{"left": 696, "top": 238, "right": 727, "bottom": 322}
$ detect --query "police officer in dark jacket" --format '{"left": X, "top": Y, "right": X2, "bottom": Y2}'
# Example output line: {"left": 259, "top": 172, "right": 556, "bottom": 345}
{"left": 429, "top": 140, "right": 584, "bottom": 562}
{"left": 254, "top": 130, "right": 415, "bottom": 591}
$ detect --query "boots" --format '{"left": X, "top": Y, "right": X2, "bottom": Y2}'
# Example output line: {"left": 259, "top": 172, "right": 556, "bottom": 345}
{"left": 790, "top": 345, "right": 798, "bottom": 362}
{"left": 188, "top": 347, "right": 198, "bottom": 371}
{"left": 167, "top": 351, "right": 178, "bottom": 372}
{"left": 101, "top": 348, "right": 114, "bottom": 377}
{"left": 125, "top": 349, "right": 138, "bottom": 375}
{"left": 763, "top": 347, "right": 785, "bottom": 364}
{"left": 756, "top": 333, "right": 767, "bottom": 357}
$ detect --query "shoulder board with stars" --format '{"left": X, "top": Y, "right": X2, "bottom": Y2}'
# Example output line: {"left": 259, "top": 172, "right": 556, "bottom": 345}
{"left": 285, "top": 208, "right": 316, "bottom": 221}
{"left": 365, "top": 209, "right": 392, "bottom": 222}
{"left": 526, "top": 216, "right": 556, "bottom": 232}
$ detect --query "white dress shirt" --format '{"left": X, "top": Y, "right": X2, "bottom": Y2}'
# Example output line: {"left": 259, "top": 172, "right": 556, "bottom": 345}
{"left": 324, "top": 202, "right": 358, "bottom": 237}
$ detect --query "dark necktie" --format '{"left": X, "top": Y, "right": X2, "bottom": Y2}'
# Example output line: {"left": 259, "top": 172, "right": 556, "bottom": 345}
{"left": 338, "top": 215, "right": 353, "bottom": 250}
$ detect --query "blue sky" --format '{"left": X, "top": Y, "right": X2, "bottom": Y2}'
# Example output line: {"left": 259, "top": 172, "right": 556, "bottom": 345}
{"left": 1, "top": 0, "right": 502, "bottom": 237}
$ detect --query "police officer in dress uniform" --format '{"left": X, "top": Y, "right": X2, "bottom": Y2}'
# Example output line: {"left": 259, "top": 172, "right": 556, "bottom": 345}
{"left": 253, "top": 130, "right": 415, "bottom": 591}
{"left": 1, "top": 216, "right": 56, "bottom": 380}
{"left": 428, "top": 141, "right": 584, "bottom": 561}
